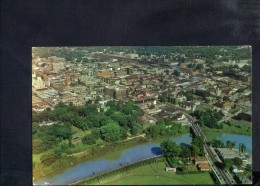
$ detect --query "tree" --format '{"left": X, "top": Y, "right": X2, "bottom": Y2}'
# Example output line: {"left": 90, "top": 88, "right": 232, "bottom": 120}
{"left": 173, "top": 69, "right": 180, "bottom": 77}
{"left": 160, "top": 140, "right": 181, "bottom": 158}
{"left": 100, "top": 122, "right": 122, "bottom": 142}
{"left": 32, "top": 139, "right": 46, "bottom": 154}
{"left": 191, "top": 145, "right": 200, "bottom": 157}
{"left": 32, "top": 122, "right": 40, "bottom": 137}
{"left": 95, "top": 96, "right": 102, "bottom": 104}
{"left": 239, "top": 143, "right": 246, "bottom": 153}
{"left": 130, "top": 125, "right": 139, "bottom": 135}
{"left": 179, "top": 147, "right": 191, "bottom": 158}
{"left": 196, "top": 64, "right": 203, "bottom": 70}
{"left": 82, "top": 134, "right": 96, "bottom": 145}
{"left": 224, "top": 159, "right": 234, "bottom": 169}
{"left": 192, "top": 136, "right": 204, "bottom": 155}
{"left": 211, "top": 139, "right": 225, "bottom": 148}
{"left": 226, "top": 140, "right": 236, "bottom": 151}
{"left": 233, "top": 157, "right": 243, "bottom": 167}
{"left": 91, "top": 128, "right": 101, "bottom": 139}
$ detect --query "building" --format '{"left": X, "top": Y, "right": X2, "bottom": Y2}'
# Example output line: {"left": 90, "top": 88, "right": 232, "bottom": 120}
{"left": 216, "top": 148, "right": 241, "bottom": 160}
{"left": 165, "top": 167, "right": 177, "bottom": 172}
{"left": 197, "top": 163, "right": 211, "bottom": 171}
{"left": 32, "top": 76, "right": 46, "bottom": 90}
{"left": 195, "top": 156, "right": 208, "bottom": 165}
{"left": 232, "top": 165, "right": 244, "bottom": 173}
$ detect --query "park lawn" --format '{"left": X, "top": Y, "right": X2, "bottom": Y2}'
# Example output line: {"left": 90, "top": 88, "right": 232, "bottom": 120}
{"left": 83, "top": 161, "right": 215, "bottom": 185}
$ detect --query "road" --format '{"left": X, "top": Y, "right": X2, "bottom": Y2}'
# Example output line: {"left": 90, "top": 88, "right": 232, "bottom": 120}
{"left": 186, "top": 114, "right": 236, "bottom": 184}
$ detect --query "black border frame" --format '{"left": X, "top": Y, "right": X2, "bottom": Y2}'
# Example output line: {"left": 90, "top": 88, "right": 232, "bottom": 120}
{"left": 1, "top": 0, "right": 260, "bottom": 185}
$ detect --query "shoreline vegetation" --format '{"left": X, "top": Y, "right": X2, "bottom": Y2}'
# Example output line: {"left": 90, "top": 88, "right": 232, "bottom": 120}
{"left": 33, "top": 121, "right": 251, "bottom": 182}
{"left": 33, "top": 128, "right": 189, "bottom": 181}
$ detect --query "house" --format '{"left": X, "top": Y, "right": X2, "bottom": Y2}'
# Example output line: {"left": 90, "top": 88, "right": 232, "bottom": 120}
{"left": 195, "top": 156, "right": 208, "bottom": 165}
{"left": 232, "top": 165, "right": 244, "bottom": 173}
{"left": 165, "top": 167, "right": 177, "bottom": 172}
{"left": 197, "top": 163, "right": 211, "bottom": 171}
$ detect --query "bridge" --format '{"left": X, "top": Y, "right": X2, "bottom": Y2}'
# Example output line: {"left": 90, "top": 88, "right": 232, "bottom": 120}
{"left": 185, "top": 114, "right": 236, "bottom": 185}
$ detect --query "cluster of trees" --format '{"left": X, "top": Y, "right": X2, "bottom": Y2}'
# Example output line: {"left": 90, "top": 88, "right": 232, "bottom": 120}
{"left": 158, "top": 93, "right": 176, "bottom": 104}
{"left": 191, "top": 136, "right": 204, "bottom": 157}
{"left": 33, "top": 101, "right": 145, "bottom": 166}
{"left": 194, "top": 89, "right": 210, "bottom": 98}
{"left": 144, "top": 118, "right": 184, "bottom": 138}
{"left": 160, "top": 135, "right": 205, "bottom": 168}
{"left": 193, "top": 110, "right": 223, "bottom": 129}
{"left": 153, "top": 136, "right": 204, "bottom": 171}
{"left": 224, "top": 157, "right": 243, "bottom": 169}
{"left": 33, "top": 122, "right": 72, "bottom": 153}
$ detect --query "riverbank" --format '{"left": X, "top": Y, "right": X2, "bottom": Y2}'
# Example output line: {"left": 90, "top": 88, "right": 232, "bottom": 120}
{"left": 33, "top": 136, "right": 149, "bottom": 181}
{"left": 33, "top": 130, "right": 190, "bottom": 182}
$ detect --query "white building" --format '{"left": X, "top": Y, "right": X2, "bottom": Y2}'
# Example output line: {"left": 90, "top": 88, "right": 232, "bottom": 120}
{"left": 32, "top": 76, "right": 46, "bottom": 90}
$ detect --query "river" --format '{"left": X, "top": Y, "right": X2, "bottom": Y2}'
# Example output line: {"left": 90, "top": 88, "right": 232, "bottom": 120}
{"left": 35, "top": 133, "right": 252, "bottom": 185}
{"left": 35, "top": 133, "right": 192, "bottom": 185}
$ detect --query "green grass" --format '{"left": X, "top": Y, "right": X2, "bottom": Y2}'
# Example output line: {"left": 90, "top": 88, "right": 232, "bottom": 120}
{"left": 79, "top": 161, "right": 215, "bottom": 185}
{"left": 229, "top": 119, "right": 251, "bottom": 126}
{"left": 33, "top": 153, "right": 42, "bottom": 164}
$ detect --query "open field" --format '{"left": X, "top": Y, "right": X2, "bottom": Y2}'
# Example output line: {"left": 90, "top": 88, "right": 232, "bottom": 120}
{"left": 78, "top": 161, "right": 215, "bottom": 185}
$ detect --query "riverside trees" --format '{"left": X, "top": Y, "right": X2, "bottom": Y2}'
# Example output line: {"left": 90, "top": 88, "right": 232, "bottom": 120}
{"left": 32, "top": 101, "right": 145, "bottom": 166}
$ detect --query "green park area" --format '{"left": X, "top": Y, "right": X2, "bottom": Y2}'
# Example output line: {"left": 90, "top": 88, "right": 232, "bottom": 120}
{"left": 77, "top": 161, "right": 215, "bottom": 185}
{"left": 32, "top": 101, "right": 190, "bottom": 180}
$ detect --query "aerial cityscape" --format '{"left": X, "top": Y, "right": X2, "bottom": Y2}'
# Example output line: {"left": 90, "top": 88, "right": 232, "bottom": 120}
{"left": 32, "top": 46, "right": 252, "bottom": 185}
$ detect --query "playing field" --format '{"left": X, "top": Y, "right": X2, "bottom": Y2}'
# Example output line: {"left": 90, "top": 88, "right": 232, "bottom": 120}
{"left": 80, "top": 161, "right": 215, "bottom": 185}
